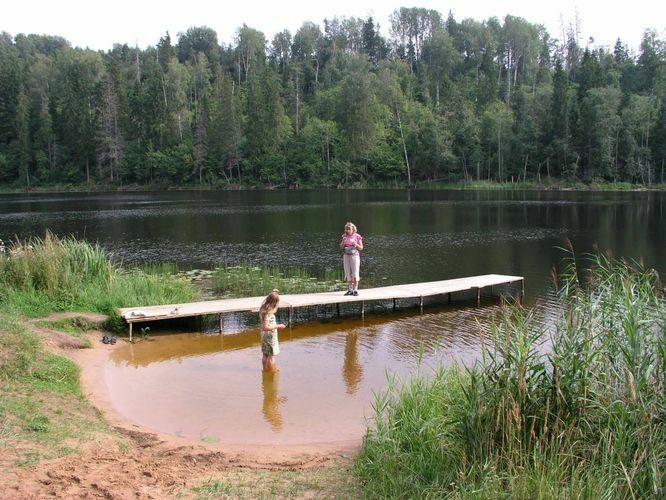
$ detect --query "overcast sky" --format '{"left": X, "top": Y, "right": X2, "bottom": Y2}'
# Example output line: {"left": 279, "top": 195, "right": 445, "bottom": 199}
{"left": 4, "top": 0, "right": 665, "bottom": 53}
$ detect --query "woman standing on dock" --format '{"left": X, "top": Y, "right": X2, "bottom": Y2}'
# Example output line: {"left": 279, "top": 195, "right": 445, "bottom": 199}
{"left": 340, "top": 222, "right": 364, "bottom": 296}
{"left": 259, "top": 289, "right": 287, "bottom": 371}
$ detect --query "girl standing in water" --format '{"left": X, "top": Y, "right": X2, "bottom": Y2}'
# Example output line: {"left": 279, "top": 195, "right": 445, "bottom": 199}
{"left": 259, "top": 289, "right": 287, "bottom": 371}
{"left": 340, "top": 222, "right": 364, "bottom": 295}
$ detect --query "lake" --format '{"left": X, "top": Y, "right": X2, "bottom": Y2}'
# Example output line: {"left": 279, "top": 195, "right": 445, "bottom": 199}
{"left": 2, "top": 189, "right": 663, "bottom": 444}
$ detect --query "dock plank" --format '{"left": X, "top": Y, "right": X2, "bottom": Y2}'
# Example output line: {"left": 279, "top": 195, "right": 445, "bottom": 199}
{"left": 120, "top": 274, "right": 524, "bottom": 337}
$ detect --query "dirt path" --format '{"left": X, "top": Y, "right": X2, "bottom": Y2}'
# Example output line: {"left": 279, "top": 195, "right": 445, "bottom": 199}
{"left": 1, "top": 313, "right": 360, "bottom": 498}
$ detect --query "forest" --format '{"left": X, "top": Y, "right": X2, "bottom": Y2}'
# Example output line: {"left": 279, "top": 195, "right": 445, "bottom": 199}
{"left": 0, "top": 7, "right": 665, "bottom": 189}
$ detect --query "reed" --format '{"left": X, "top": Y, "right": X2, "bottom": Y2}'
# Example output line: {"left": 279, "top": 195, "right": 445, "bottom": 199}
{"left": 0, "top": 231, "right": 112, "bottom": 297}
{"left": 355, "top": 251, "right": 665, "bottom": 498}
{"left": 0, "top": 233, "right": 198, "bottom": 322}
{"left": 211, "top": 264, "right": 342, "bottom": 297}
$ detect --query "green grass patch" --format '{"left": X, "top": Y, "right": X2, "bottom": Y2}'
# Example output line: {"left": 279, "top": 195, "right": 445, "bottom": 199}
{"left": 36, "top": 317, "right": 99, "bottom": 339}
{"left": 0, "top": 371, "right": 115, "bottom": 466}
{"left": 0, "top": 234, "right": 196, "bottom": 465}
{"left": 192, "top": 479, "right": 233, "bottom": 497}
{"left": 189, "top": 465, "right": 362, "bottom": 499}
{"left": 355, "top": 251, "right": 666, "bottom": 498}
{"left": 354, "top": 368, "right": 468, "bottom": 497}
{"left": 200, "top": 435, "right": 220, "bottom": 444}
{"left": 212, "top": 264, "right": 342, "bottom": 297}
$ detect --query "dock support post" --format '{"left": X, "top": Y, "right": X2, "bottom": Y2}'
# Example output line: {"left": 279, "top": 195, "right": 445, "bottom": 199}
{"left": 393, "top": 298, "right": 396, "bottom": 311}
{"left": 448, "top": 292, "right": 451, "bottom": 304}
{"left": 477, "top": 287, "right": 481, "bottom": 306}
{"left": 336, "top": 303, "right": 340, "bottom": 317}
{"left": 520, "top": 279, "right": 525, "bottom": 304}
{"left": 419, "top": 296, "right": 423, "bottom": 313}
{"left": 219, "top": 314, "right": 223, "bottom": 334}
{"left": 361, "top": 301, "right": 365, "bottom": 318}
{"left": 129, "top": 322, "right": 133, "bottom": 342}
{"left": 289, "top": 307, "right": 293, "bottom": 324}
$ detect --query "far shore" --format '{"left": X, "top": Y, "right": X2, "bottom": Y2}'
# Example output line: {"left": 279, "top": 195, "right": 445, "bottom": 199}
{"left": 1, "top": 180, "right": 665, "bottom": 194}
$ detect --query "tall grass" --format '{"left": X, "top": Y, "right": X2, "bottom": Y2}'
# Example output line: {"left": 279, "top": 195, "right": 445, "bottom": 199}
{"left": 212, "top": 264, "right": 342, "bottom": 297}
{"left": 0, "top": 231, "right": 112, "bottom": 300}
{"left": 0, "top": 232, "right": 198, "bottom": 321}
{"left": 355, "top": 252, "right": 665, "bottom": 498}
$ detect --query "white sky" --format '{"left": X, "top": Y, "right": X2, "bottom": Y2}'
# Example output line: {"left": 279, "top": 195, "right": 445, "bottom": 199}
{"left": 4, "top": 0, "right": 665, "bottom": 53}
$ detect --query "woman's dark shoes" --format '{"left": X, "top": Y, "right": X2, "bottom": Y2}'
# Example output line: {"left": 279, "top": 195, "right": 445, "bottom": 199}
{"left": 110, "top": 336, "right": 117, "bottom": 345}
{"left": 102, "top": 335, "right": 110, "bottom": 344}
{"left": 353, "top": 291, "right": 359, "bottom": 296}
{"left": 344, "top": 290, "right": 353, "bottom": 296}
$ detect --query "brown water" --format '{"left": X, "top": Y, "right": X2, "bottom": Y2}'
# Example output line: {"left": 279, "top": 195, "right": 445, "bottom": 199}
{"left": 107, "top": 301, "right": 509, "bottom": 445}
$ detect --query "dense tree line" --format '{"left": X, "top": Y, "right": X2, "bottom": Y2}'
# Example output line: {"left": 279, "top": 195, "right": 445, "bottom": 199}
{"left": 1, "top": 8, "right": 665, "bottom": 189}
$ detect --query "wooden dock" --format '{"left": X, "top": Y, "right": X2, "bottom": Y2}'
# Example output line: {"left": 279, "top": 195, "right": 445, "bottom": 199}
{"left": 119, "top": 274, "right": 524, "bottom": 341}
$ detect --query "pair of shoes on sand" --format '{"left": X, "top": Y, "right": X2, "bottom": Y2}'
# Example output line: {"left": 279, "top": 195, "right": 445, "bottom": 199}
{"left": 343, "top": 290, "right": 359, "bottom": 296}
{"left": 102, "top": 335, "right": 117, "bottom": 345}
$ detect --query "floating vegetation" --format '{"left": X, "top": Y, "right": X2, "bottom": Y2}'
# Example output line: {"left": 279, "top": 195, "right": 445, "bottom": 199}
{"left": 211, "top": 264, "right": 343, "bottom": 297}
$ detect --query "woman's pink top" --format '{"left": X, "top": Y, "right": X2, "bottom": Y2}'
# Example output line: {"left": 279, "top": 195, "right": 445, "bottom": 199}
{"left": 342, "top": 233, "right": 362, "bottom": 255}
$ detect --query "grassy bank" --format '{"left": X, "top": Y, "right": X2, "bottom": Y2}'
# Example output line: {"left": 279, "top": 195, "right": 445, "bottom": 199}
{"left": 354, "top": 252, "right": 665, "bottom": 498}
{"left": 0, "top": 233, "right": 199, "bottom": 466}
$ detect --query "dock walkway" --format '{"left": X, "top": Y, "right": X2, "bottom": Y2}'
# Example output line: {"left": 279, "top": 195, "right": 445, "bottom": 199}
{"left": 119, "top": 274, "right": 524, "bottom": 340}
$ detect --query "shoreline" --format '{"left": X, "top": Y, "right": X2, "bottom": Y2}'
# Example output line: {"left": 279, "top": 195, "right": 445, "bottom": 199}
{"left": 1, "top": 181, "right": 664, "bottom": 195}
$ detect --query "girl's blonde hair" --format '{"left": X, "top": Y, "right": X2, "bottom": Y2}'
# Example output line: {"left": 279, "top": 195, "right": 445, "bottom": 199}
{"left": 259, "top": 288, "right": 280, "bottom": 319}
{"left": 344, "top": 222, "right": 357, "bottom": 233}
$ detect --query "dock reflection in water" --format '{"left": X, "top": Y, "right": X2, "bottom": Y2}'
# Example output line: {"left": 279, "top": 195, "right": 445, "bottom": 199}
{"left": 106, "top": 302, "right": 524, "bottom": 445}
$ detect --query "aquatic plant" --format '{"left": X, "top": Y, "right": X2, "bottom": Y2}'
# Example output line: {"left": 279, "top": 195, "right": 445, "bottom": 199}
{"left": 355, "top": 251, "right": 665, "bottom": 498}
{"left": 211, "top": 264, "right": 342, "bottom": 297}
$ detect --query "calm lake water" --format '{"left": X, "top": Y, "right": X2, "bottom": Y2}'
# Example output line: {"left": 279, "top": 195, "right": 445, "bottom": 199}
{"left": 1, "top": 190, "right": 663, "bottom": 444}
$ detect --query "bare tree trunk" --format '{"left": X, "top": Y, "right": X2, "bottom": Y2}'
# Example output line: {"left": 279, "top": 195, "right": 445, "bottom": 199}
{"left": 497, "top": 127, "right": 502, "bottom": 181}
{"left": 48, "top": 141, "right": 57, "bottom": 178}
{"left": 315, "top": 57, "right": 319, "bottom": 86}
{"left": 134, "top": 46, "right": 141, "bottom": 82}
{"left": 523, "top": 154, "right": 528, "bottom": 182}
{"left": 615, "top": 128, "right": 620, "bottom": 181}
{"left": 396, "top": 106, "right": 411, "bottom": 186}
{"left": 506, "top": 46, "right": 512, "bottom": 105}
{"left": 645, "top": 118, "right": 651, "bottom": 185}
{"left": 325, "top": 132, "right": 330, "bottom": 176}
{"left": 295, "top": 69, "right": 300, "bottom": 135}
{"left": 513, "top": 58, "right": 519, "bottom": 88}
{"left": 161, "top": 75, "right": 168, "bottom": 108}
